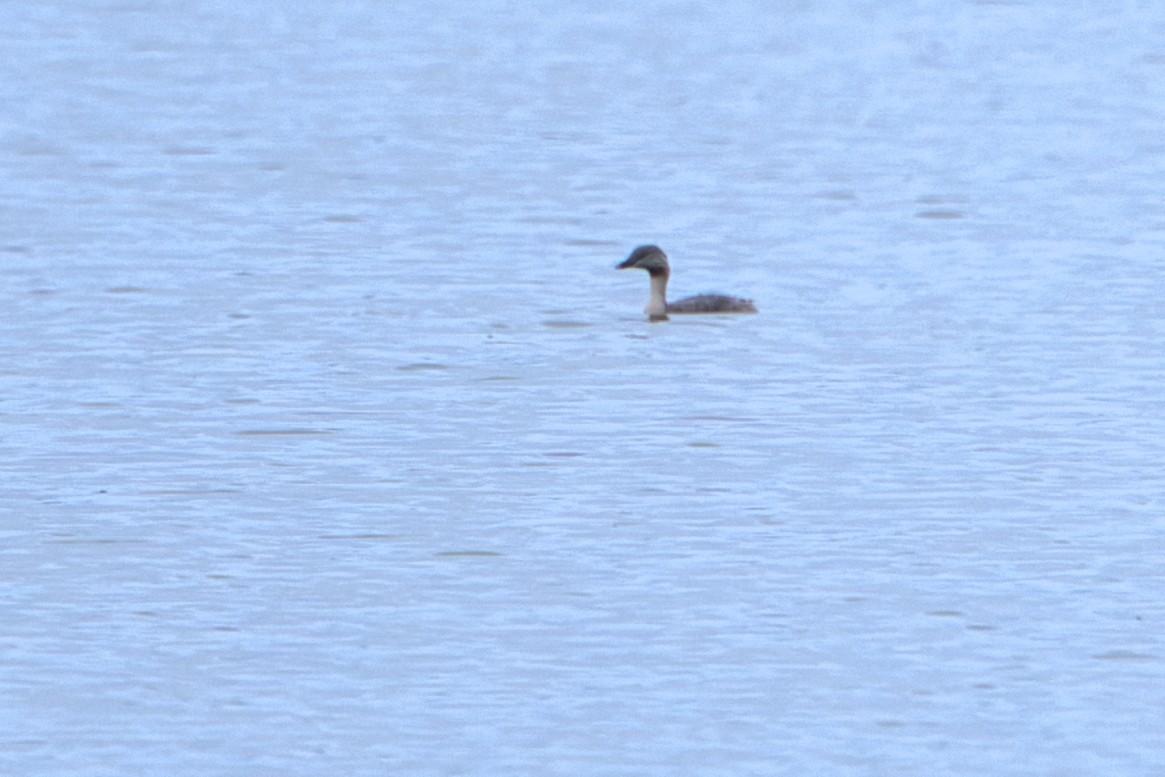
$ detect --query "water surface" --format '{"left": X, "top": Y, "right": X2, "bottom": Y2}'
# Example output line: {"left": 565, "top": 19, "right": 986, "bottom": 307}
{"left": 3, "top": 2, "right": 1164, "bottom": 775}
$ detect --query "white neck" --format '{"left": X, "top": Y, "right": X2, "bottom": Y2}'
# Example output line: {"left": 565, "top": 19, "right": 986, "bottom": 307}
{"left": 646, "top": 273, "right": 669, "bottom": 320}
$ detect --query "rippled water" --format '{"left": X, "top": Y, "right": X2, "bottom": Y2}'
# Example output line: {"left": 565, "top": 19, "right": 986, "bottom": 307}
{"left": 4, "top": 2, "right": 1165, "bottom": 775}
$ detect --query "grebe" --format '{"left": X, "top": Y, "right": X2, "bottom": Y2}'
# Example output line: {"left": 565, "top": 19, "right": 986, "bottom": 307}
{"left": 616, "top": 244, "right": 758, "bottom": 322}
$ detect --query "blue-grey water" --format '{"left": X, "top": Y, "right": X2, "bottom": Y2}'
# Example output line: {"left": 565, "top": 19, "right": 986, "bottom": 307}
{"left": 3, "top": 2, "right": 1164, "bottom": 775}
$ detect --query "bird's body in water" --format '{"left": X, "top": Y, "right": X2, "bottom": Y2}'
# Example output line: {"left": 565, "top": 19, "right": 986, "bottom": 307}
{"left": 616, "top": 245, "right": 758, "bottom": 322}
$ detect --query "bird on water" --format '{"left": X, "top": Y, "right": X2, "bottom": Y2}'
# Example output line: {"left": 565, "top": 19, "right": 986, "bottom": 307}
{"left": 616, "top": 244, "right": 758, "bottom": 322}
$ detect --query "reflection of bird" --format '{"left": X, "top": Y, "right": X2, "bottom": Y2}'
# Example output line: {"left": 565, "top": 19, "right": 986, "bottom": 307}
{"left": 617, "top": 245, "right": 758, "bottom": 322}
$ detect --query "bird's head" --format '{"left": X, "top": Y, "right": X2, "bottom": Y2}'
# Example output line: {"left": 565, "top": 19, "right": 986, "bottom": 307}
{"left": 616, "top": 245, "right": 670, "bottom": 277}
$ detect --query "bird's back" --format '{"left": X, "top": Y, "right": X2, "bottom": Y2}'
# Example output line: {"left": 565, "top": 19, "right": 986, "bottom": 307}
{"left": 667, "top": 294, "right": 758, "bottom": 315}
